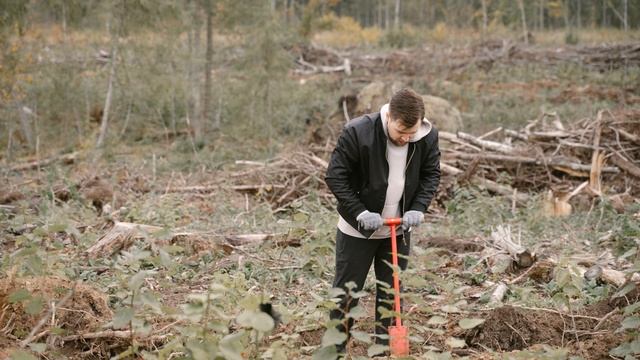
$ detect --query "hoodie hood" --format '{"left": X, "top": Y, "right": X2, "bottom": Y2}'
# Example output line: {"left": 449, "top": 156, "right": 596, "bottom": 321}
{"left": 380, "top": 103, "right": 432, "bottom": 143}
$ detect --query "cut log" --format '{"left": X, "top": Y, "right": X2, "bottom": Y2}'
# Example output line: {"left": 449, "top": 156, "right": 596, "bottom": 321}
{"left": 225, "top": 233, "right": 301, "bottom": 247}
{"left": 585, "top": 265, "right": 627, "bottom": 287}
{"left": 510, "top": 258, "right": 555, "bottom": 284}
{"left": 10, "top": 152, "right": 78, "bottom": 172}
{"left": 490, "top": 252, "right": 515, "bottom": 274}
{"left": 490, "top": 282, "right": 508, "bottom": 304}
{"left": 225, "top": 233, "right": 274, "bottom": 246}
{"left": 86, "top": 222, "right": 163, "bottom": 258}
{"left": 86, "top": 222, "right": 227, "bottom": 258}
{"left": 490, "top": 225, "right": 534, "bottom": 268}
{"left": 441, "top": 162, "right": 529, "bottom": 203}
{"left": 541, "top": 181, "right": 589, "bottom": 217}
{"left": 610, "top": 153, "right": 640, "bottom": 179}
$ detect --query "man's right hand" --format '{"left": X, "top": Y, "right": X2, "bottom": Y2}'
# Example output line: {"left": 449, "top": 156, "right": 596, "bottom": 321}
{"left": 356, "top": 211, "right": 383, "bottom": 231}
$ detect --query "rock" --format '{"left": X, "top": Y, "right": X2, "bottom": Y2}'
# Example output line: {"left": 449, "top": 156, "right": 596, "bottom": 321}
{"left": 352, "top": 81, "right": 463, "bottom": 133}
{"left": 354, "top": 81, "right": 403, "bottom": 115}
{"left": 421, "top": 95, "right": 463, "bottom": 133}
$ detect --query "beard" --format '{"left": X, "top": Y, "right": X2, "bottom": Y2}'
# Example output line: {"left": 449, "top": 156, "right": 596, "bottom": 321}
{"left": 389, "top": 137, "right": 408, "bottom": 146}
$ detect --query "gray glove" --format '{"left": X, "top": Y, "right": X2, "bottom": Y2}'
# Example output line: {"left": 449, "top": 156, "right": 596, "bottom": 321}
{"left": 357, "top": 210, "right": 383, "bottom": 231}
{"left": 402, "top": 210, "right": 424, "bottom": 231}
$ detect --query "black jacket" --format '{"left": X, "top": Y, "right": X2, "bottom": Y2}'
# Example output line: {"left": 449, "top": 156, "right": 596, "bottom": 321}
{"left": 325, "top": 112, "right": 441, "bottom": 238}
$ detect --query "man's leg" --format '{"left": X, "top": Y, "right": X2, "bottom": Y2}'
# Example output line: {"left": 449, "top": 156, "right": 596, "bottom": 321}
{"left": 329, "top": 230, "right": 378, "bottom": 352}
{"left": 372, "top": 233, "right": 410, "bottom": 344}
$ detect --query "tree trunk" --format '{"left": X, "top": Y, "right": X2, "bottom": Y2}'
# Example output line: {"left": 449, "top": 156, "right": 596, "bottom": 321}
{"left": 518, "top": 0, "right": 528, "bottom": 44}
{"left": 606, "top": 0, "right": 626, "bottom": 30}
{"left": 200, "top": 0, "right": 214, "bottom": 142}
{"left": 481, "top": 0, "right": 488, "bottom": 36}
{"left": 563, "top": 0, "right": 571, "bottom": 30}
{"left": 61, "top": 1, "right": 67, "bottom": 41}
{"left": 96, "top": 26, "right": 117, "bottom": 148}
{"left": 282, "top": 0, "right": 286, "bottom": 23}
{"left": 385, "top": 0, "right": 390, "bottom": 30}
{"left": 394, "top": 0, "right": 401, "bottom": 29}
{"left": 623, "top": 0, "right": 628, "bottom": 31}
{"left": 577, "top": 0, "right": 582, "bottom": 28}
{"left": 187, "top": 0, "right": 200, "bottom": 141}
{"left": 539, "top": 0, "right": 545, "bottom": 30}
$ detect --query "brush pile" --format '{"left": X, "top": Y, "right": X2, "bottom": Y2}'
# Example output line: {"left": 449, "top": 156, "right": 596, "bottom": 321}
{"left": 440, "top": 109, "right": 640, "bottom": 213}
{"left": 230, "top": 152, "right": 333, "bottom": 211}
{"left": 232, "top": 109, "right": 638, "bottom": 215}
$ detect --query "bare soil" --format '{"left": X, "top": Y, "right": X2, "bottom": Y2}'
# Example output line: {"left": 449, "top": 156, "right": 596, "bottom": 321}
{"left": 0, "top": 276, "right": 112, "bottom": 340}
{"left": 420, "top": 236, "right": 484, "bottom": 253}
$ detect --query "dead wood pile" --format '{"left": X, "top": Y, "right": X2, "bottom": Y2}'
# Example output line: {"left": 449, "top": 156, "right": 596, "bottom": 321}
{"left": 0, "top": 276, "right": 112, "bottom": 345}
{"left": 231, "top": 152, "right": 332, "bottom": 211}
{"left": 291, "top": 42, "right": 640, "bottom": 77}
{"left": 441, "top": 109, "right": 640, "bottom": 211}
{"left": 233, "top": 108, "right": 638, "bottom": 213}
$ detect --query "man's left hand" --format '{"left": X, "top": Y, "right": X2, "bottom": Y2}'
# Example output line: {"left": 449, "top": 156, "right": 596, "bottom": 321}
{"left": 402, "top": 210, "right": 424, "bottom": 231}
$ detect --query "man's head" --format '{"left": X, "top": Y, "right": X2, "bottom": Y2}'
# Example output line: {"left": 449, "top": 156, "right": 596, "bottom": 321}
{"left": 387, "top": 88, "right": 425, "bottom": 146}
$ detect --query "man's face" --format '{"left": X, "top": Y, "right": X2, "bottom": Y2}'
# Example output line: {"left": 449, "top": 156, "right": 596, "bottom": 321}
{"left": 387, "top": 116, "right": 420, "bottom": 146}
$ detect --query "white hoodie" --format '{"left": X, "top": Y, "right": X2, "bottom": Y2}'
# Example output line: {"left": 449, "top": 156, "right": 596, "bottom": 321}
{"left": 337, "top": 104, "right": 433, "bottom": 239}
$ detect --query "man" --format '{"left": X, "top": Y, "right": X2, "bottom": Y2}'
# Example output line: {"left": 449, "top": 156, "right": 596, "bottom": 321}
{"left": 325, "top": 88, "right": 440, "bottom": 353}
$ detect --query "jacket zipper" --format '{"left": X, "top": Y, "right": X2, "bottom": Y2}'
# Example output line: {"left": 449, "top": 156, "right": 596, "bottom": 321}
{"left": 365, "top": 144, "right": 416, "bottom": 241}
{"left": 400, "top": 145, "right": 416, "bottom": 244}
{"left": 365, "top": 144, "right": 391, "bottom": 240}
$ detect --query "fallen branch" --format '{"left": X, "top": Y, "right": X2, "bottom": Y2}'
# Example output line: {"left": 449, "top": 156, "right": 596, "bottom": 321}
{"left": 441, "top": 162, "right": 529, "bottom": 203}
{"left": 295, "top": 57, "right": 352, "bottom": 75}
{"left": 610, "top": 153, "right": 640, "bottom": 179}
{"left": 61, "top": 330, "right": 170, "bottom": 342}
{"left": 455, "top": 131, "right": 517, "bottom": 154}
{"left": 164, "top": 184, "right": 286, "bottom": 193}
{"left": 589, "top": 111, "right": 604, "bottom": 195}
{"left": 490, "top": 282, "right": 508, "bottom": 304}
{"left": 584, "top": 265, "right": 627, "bottom": 287}
{"left": 444, "top": 151, "right": 619, "bottom": 174}
{"left": 9, "top": 152, "right": 78, "bottom": 172}
{"left": 225, "top": 233, "right": 301, "bottom": 247}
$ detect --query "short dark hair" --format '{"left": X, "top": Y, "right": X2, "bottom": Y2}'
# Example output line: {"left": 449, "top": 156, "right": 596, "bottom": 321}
{"left": 389, "top": 88, "right": 425, "bottom": 128}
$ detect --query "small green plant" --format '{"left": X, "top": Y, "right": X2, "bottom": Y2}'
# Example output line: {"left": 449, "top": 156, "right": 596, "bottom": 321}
{"left": 564, "top": 31, "right": 579, "bottom": 45}
{"left": 608, "top": 252, "right": 640, "bottom": 359}
{"left": 379, "top": 26, "right": 422, "bottom": 48}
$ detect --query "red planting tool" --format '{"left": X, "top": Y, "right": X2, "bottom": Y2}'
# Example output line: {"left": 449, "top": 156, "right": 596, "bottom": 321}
{"left": 383, "top": 218, "right": 409, "bottom": 357}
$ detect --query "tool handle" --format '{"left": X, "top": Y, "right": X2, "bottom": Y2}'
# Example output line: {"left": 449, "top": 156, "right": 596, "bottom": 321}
{"left": 385, "top": 218, "right": 403, "bottom": 328}
{"left": 384, "top": 218, "right": 402, "bottom": 226}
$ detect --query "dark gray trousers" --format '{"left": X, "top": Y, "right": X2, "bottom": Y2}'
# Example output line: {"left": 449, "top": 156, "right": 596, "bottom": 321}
{"left": 329, "top": 229, "right": 410, "bottom": 347}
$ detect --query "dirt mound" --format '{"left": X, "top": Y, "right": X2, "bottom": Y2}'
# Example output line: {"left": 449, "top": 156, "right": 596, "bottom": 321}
{"left": 466, "top": 306, "right": 563, "bottom": 351}
{"left": 609, "top": 284, "right": 640, "bottom": 308}
{"left": 466, "top": 300, "right": 626, "bottom": 359}
{"left": 420, "top": 236, "right": 483, "bottom": 253}
{"left": 579, "top": 333, "right": 626, "bottom": 360}
{"left": 0, "top": 276, "right": 112, "bottom": 340}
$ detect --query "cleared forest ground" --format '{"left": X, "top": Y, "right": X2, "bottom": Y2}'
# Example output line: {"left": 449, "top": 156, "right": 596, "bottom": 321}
{"left": 1, "top": 39, "right": 639, "bottom": 359}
